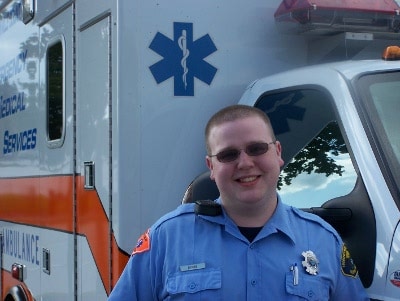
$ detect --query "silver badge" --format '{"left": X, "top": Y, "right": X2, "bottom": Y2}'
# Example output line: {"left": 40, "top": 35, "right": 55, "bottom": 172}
{"left": 302, "top": 250, "right": 319, "bottom": 275}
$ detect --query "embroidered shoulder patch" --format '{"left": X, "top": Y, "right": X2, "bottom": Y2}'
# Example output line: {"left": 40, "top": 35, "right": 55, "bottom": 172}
{"left": 132, "top": 229, "right": 151, "bottom": 255}
{"left": 341, "top": 244, "right": 358, "bottom": 277}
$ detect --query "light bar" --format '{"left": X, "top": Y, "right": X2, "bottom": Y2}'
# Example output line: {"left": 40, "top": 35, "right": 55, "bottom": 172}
{"left": 274, "top": 0, "right": 400, "bottom": 35}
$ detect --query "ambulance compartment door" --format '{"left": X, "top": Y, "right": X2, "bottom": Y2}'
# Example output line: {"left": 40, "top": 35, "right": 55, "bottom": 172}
{"left": 75, "top": 12, "right": 112, "bottom": 300}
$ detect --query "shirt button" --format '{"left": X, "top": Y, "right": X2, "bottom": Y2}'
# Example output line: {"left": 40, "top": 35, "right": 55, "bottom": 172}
{"left": 251, "top": 279, "right": 257, "bottom": 286}
{"left": 188, "top": 282, "right": 197, "bottom": 290}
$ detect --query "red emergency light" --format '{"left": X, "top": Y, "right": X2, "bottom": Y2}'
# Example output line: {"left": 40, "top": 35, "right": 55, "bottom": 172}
{"left": 274, "top": 0, "right": 400, "bottom": 35}
{"left": 11, "top": 263, "right": 25, "bottom": 282}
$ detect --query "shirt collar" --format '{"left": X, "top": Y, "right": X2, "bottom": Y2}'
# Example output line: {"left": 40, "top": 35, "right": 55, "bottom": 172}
{"left": 258, "top": 194, "right": 296, "bottom": 244}
{"left": 199, "top": 195, "right": 296, "bottom": 244}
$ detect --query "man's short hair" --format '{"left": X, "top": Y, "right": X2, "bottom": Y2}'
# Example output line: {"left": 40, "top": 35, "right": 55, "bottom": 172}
{"left": 205, "top": 105, "right": 275, "bottom": 154}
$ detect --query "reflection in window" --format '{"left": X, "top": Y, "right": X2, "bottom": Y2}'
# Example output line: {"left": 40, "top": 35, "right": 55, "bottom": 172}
{"left": 278, "top": 122, "right": 357, "bottom": 208}
{"left": 47, "top": 41, "right": 63, "bottom": 141}
{"left": 256, "top": 87, "right": 357, "bottom": 208}
{"left": 369, "top": 80, "right": 400, "bottom": 166}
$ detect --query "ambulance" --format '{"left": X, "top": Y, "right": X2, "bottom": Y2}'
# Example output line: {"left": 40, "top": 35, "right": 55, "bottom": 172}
{"left": 0, "top": 0, "right": 399, "bottom": 300}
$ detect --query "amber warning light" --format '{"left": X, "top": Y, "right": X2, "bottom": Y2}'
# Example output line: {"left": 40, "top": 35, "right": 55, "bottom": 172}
{"left": 382, "top": 46, "right": 400, "bottom": 60}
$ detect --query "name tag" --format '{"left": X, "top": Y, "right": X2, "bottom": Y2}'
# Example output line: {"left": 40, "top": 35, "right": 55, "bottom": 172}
{"left": 179, "top": 262, "right": 206, "bottom": 272}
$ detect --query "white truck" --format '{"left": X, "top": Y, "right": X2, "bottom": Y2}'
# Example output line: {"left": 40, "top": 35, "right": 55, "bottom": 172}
{"left": 0, "top": 0, "right": 399, "bottom": 300}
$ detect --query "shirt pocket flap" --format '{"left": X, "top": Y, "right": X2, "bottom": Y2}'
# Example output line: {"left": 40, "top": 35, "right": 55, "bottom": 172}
{"left": 167, "top": 268, "right": 222, "bottom": 294}
{"left": 285, "top": 272, "right": 329, "bottom": 300}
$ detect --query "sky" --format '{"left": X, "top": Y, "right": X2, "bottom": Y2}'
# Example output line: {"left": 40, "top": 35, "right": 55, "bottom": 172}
{"left": 279, "top": 153, "right": 356, "bottom": 208}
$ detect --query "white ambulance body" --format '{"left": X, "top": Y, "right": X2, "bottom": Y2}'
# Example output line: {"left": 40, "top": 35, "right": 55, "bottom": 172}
{"left": 0, "top": 0, "right": 399, "bottom": 300}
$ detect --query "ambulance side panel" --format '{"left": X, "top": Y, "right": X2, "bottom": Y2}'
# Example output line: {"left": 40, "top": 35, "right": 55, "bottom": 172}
{"left": 0, "top": 3, "right": 42, "bottom": 292}
{"left": 1, "top": 0, "right": 75, "bottom": 299}
{"left": 113, "top": 0, "right": 308, "bottom": 254}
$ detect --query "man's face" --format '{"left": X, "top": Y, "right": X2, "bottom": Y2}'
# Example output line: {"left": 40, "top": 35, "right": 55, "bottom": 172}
{"left": 206, "top": 116, "right": 284, "bottom": 208}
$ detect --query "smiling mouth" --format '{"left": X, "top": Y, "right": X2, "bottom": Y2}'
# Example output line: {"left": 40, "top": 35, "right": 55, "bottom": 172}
{"left": 238, "top": 176, "right": 259, "bottom": 183}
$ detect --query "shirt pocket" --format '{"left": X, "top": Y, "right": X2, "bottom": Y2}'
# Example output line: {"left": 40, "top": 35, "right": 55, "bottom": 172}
{"left": 166, "top": 268, "right": 222, "bottom": 295}
{"left": 285, "top": 272, "right": 330, "bottom": 301}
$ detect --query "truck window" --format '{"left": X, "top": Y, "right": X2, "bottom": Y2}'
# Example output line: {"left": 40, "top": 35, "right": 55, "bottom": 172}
{"left": 255, "top": 88, "right": 357, "bottom": 208}
{"left": 356, "top": 72, "right": 400, "bottom": 208}
{"left": 47, "top": 40, "right": 64, "bottom": 143}
{"left": 369, "top": 80, "right": 400, "bottom": 168}
{"left": 278, "top": 121, "right": 356, "bottom": 208}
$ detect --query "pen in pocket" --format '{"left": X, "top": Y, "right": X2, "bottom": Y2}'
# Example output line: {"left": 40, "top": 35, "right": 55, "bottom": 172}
{"left": 290, "top": 263, "right": 299, "bottom": 286}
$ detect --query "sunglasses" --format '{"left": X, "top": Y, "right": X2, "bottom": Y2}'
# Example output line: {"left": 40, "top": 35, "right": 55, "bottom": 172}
{"left": 209, "top": 141, "right": 276, "bottom": 163}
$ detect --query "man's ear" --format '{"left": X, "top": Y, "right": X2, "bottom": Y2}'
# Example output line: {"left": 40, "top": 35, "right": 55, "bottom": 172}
{"left": 275, "top": 141, "right": 285, "bottom": 168}
{"left": 206, "top": 156, "right": 215, "bottom": 180}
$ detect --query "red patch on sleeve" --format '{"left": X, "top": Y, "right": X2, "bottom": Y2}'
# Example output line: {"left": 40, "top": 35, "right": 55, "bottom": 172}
{"left": 132, "top": 229, "right": 151, "bottom": 255}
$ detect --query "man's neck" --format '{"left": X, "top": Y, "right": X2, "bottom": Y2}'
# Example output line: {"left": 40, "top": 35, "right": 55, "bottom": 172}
{"left": 223, "top": 197, "right": 278, "bottom": 227}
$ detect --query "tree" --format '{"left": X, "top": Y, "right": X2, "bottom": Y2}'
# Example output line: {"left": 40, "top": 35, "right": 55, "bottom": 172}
{"left": 278, "top": 122, "right": 348, "bottom": 189}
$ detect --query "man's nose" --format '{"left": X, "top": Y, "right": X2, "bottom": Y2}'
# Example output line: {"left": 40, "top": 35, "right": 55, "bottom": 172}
{"left": 236, "top": 150, "right": 255, "bottom": 168}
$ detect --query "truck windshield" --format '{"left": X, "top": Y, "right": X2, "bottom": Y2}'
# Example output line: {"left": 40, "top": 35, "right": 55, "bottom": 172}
{"left": 356, "top": 71, "right": 400, "bottom": 204}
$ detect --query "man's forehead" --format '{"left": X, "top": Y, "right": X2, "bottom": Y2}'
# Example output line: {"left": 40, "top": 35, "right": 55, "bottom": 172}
{"left": 208, "top": 116, "right": 271, "bottom": 145}
{"left": 211, "top": 115, "right": 269, "bottom": 133}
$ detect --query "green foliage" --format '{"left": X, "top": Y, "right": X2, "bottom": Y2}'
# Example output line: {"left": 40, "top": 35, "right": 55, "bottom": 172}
{"left": 278, "top": 122, "right": 348, "bottom": 189}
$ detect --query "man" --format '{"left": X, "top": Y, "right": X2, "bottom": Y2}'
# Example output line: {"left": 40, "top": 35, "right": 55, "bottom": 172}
{"left": 108, "top": 104, "right": 369, "bottom": 300}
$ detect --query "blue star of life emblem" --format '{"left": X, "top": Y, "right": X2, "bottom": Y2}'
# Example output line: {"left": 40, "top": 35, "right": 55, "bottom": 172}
{"left": 149, "top": 22, "right": 217, "bottom": 96}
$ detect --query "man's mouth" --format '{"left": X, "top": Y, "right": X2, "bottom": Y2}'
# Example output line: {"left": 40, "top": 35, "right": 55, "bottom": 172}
{"left": 238, "top": 176, "right": 259, "bottom": 183}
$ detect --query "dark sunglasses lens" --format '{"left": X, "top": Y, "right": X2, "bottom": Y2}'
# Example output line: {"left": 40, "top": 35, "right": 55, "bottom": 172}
{"left": 246, "top": 143, "right": 269, "bottom": 156}
{"left": 217, "top": 149, "right": 240, "bottom": 162}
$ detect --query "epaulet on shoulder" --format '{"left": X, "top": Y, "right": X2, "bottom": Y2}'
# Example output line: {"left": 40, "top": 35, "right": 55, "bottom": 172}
{"left": 152, "top": 203, "right": 196, "bottom": 230}
{"left": 291, "top": 206, "right": 341, "bottom": 240}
